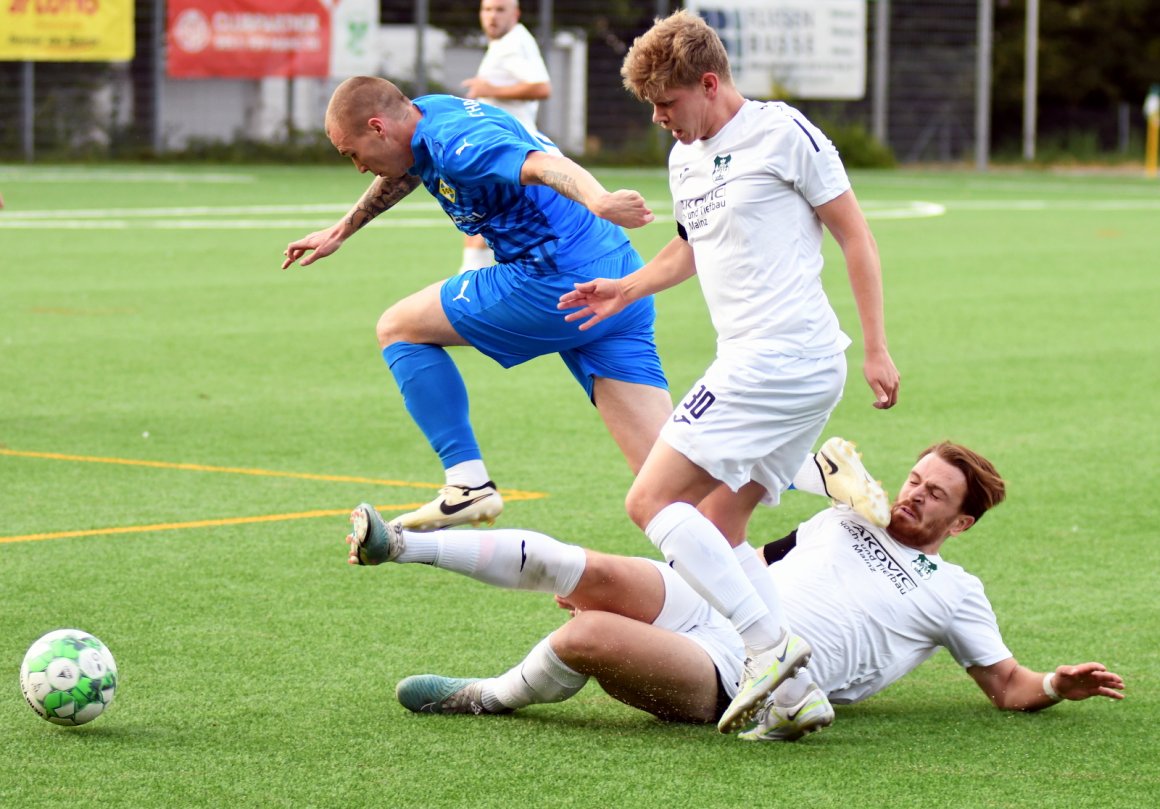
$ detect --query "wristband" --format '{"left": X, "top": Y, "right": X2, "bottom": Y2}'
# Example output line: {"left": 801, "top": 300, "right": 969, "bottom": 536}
{"left": 1043, "top": 671, "right": 1062, "bottom": 702}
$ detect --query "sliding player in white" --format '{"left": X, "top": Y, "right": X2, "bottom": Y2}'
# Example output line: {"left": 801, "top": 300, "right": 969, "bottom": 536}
{"left": 348, "top": 441, "right": 1124, "bottom": 739}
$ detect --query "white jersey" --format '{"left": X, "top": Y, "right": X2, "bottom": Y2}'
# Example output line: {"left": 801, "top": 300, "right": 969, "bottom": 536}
{"left": 475, "top": 23, "right": 550, "bottom": 134}
{"left": 669, "top": 100, "right": 853, "bottom": 359}
{"left": 770, "top": 508, "right": 1012, "bottom": 704}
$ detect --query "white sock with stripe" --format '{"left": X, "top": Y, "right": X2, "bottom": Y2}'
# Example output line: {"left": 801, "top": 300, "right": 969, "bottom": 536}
{"left": 394, "top": 528, "right": 585, "bottom": 596}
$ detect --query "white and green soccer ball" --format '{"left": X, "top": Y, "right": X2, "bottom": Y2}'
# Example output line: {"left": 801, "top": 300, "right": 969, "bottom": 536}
{"left": 20, "top": 629, "right": 118, "bottom": 726}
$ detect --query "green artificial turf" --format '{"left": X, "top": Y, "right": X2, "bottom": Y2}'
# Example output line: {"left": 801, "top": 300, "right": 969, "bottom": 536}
{"left": 0, "top": 164, "right": 1155, "bottom": 807}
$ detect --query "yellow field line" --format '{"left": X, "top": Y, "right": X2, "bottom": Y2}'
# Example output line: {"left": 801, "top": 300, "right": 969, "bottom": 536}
{"left": 0, "top": 448, "right": 546, "bottom": 544}
{"left": 0, "top": 505, "right": 423, "bottom": 544}
{"left": 0, "top": 448, "right": 440, "bottom": 488}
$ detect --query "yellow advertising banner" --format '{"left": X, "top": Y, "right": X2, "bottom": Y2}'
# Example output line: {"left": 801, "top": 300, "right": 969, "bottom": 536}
{"left": 1, "top": 0, "right": 135, "bottom": 61}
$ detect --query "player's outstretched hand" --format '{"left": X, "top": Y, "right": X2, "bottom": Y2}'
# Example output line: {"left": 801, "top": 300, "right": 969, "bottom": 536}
{"left": 558, "top": 278, "right": 628, "bottom": 331}
{"left": 1052, "top": 662, "right": 1125, "bottom": 702}
{"left": 864, "top": 349, "right": 900, "bottom": 409}
{"left": 282, "top": 221, "right": 348, "bottom": 269}
{"left": 591, "top": 189, "right": 654, "bottom": 229}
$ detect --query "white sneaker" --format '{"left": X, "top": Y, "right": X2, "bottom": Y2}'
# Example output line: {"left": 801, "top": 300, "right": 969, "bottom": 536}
{"left": 393, "top": 481, "right": 503, "bottom": 531}
{"left": 739, "top": 684, "right": 834, "bottom": 741}
{"left": 717, "top": 633, "right": 812, "bottom": 734}
{"left": 816, "top": 437, "right": 890, "bottom": 527}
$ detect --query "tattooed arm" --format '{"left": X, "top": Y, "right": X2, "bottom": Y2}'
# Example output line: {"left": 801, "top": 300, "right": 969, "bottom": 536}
{"left": 519, "top": 151, "right": 654, "bottom": 229}
{"left": 281, "top": 173, "right": 422, "bottom": 269}
{"left": 342, "top": 173, "right": 423, "bottom": 232}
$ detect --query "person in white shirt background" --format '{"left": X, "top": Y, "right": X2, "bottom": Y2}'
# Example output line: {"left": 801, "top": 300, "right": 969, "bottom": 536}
{"left": 459, "top": 0, "right": 553, "bottom": 273}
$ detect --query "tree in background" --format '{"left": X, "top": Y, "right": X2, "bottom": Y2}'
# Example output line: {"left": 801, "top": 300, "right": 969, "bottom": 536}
{"left": 993, "top": 0, "right": 1160, "bottom": 154}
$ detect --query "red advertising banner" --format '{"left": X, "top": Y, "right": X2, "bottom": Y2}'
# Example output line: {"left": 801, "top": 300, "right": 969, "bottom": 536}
{"left": 168, "top": 0, "right": 331, "bottom": 78}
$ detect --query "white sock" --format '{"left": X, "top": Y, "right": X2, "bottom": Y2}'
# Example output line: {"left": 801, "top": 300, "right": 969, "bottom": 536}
{"left": 772, "top": 667, "right": 816, "bottom": 707}
{"left": 482, "top": 636, "right": 588, "bottom": 711}
{"left": 645, "top": 502, "right": 782, "bottom": 653}
{"left": 790, "top": 450, "right": 826, "bottom": 496}
{"left": 394, "top": 528, "right": 586, "bottom": 596}
{"left": 732, "top": 542, "right": 786, "bottom": 637}
{"left": 444, "top": 459, "right": 490, "bottom": 488}
{"left": 459, "top": 246, "right": 494, "bottom": 273}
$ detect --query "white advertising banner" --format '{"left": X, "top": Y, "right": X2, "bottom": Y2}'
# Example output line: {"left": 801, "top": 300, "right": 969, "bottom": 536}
{"left": 687, "top": 0, "right": 866, "bottom": 100}
{"left": 321, "top": 0, "right": 378, "bottom": 77}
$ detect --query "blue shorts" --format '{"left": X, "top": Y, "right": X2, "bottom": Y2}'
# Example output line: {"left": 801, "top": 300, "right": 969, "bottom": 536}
{"left": 440, "top": 244, "right": 668, "bottom": 399}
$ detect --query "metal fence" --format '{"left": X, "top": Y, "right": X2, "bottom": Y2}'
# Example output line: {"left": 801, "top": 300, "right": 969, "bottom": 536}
{"left": 0, "top": 0, "right": 1148, "bottom": 164}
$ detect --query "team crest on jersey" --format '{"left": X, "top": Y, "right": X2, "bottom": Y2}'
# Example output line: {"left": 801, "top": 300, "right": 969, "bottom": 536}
{"left": 438, "top": 178, "right": 457, "bottom": 203}
{"left": 911, "top": 553, "right": 938, "bottom": 580}
{"left": 712, "top": 154, "right": 731, "bottom": 181}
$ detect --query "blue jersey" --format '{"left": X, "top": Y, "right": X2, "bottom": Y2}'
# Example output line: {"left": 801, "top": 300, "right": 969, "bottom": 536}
{"left": 410, "top": 95, "right": 631, "bottom": 272}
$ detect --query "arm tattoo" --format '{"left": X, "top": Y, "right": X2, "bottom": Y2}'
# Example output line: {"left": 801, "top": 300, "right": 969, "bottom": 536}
{"left": 346, "top": 174, "right": 421, "bottom": 231}
{"left": 540, "top": 169, "right": 582, "bottom": 204}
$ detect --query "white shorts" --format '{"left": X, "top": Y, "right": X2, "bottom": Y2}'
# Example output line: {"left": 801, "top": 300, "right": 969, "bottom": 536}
{"left": 660, "top": 350, "right": 846, "bottom": 505}
{"left": 649, "top": 559, "right": 745, "bottom": 699}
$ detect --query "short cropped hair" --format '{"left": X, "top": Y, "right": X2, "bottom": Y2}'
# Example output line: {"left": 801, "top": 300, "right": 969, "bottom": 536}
{"left": 327, "top": 76, "right": 411, "bottom": 133}
{"left": 920, "top": 442, "right": 1006, "bottom": 522}
{"left": 621, "top": 10, "right": 732, "bottom": 101}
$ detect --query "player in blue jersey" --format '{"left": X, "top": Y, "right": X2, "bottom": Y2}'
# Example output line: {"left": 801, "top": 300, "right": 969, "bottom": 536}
{"left": 282, "top": 76, "right": 674, "bottom": 530}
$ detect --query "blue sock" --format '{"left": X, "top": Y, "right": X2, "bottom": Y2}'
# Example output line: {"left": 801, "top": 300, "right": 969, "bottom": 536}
{"left": 382, "top": 342, "right": 481, "bottom": 468}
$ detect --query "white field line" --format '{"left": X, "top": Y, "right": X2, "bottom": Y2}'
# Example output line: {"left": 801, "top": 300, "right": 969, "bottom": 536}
{"left": 932, "top": 199, "right": 1160, "bottom": 211}
{"left": 856, "top": 174, "right": 1160, "bottom": 196}
{"left": 0, "top": 200, "right": 946, "bottom": 229}
{"left": 3, "top": 198, "right": 1155, "bottom": 230}
{"left": 0, "top": 203, "right": 351, "bottom": 219}
{"left": 861, "top": 201, "right": 946, "bottom": 218}
{"left": 0, "top": 168, "right": 256, "bottom": 183}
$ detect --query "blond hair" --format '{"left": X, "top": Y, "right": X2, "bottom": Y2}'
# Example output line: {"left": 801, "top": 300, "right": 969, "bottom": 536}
{"left": 621, "top": 10, "right": 732, "bottom": 101}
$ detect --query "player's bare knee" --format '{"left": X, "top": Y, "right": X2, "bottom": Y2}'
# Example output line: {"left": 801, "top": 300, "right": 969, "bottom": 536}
{"left": 552, "top": 612, "right": 620, "bottom": 668}
{"left": 623, "top": 486, "right": 657, "bottom": 531}
{"left": 375, "top": 306, "right": 408, "bottom": 348}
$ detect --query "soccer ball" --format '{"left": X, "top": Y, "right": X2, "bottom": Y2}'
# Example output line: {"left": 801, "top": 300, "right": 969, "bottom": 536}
{"left": 19, "top": 629, "right": 118, "bottom": 726}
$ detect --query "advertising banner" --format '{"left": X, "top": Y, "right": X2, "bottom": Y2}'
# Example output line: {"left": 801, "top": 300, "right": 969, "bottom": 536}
{"left": 1, "top": 0, "right": 135, "bottom": 61}
{"left": 167, "top": 0, "right": 331, "bottom": 78}
{"left": 687, "top": 0, "right": 866, "bottom": 100}
{"left": 322, "top": 0, "right": 377, "bottom": 78}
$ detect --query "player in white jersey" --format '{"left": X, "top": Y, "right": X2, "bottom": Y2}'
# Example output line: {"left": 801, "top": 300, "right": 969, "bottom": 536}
{"left": 346, "top": 441, "right": 1124, "bottom": 739}
{"left": 558, "top": 10, "right": 901, "bottom": 733}
{"left": 458, "top": 0, "right": 552, "bottom": 272}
